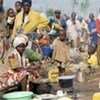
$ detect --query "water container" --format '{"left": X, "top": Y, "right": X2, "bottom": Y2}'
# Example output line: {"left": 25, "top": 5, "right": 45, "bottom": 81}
{"left": 93, "top": 93, "right": 100, "bottom": 100}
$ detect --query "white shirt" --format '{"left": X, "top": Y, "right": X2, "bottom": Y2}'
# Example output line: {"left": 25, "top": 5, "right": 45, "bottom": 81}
{"left": 66, "top": 19, "right": 81, "bottom": 39}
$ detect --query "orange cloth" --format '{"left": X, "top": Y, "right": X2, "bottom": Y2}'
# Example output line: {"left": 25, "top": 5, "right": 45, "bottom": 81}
{"left": 40, "top": 38, "right": 47, "bottom": 45}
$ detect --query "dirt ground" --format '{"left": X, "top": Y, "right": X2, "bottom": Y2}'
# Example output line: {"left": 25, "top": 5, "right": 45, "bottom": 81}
{"left": 75, "top": 72, "right": 100, "bottom": 100}
{"left": 50, "top": 70, "right": 100, "bottom": 100}
{"left": 0, "top": 71, "right": 100, "bottom": 100}
{"left": 74, "top": 82, "right": 100, "bottom": 100}
{"left": 0, "top": 59, "right": 100, "bottom": 100}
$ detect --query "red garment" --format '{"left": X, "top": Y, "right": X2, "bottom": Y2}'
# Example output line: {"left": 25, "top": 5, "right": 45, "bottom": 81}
{"left": 96, "top": 18, "right": 100, "bottom": 35}
{"left": 0, "top": 70, "right": 28, "bottom": 90}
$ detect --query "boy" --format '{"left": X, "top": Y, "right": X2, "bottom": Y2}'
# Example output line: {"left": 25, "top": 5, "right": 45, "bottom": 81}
{"left": 52, "top": 30, "right": 70, "bottom": 74}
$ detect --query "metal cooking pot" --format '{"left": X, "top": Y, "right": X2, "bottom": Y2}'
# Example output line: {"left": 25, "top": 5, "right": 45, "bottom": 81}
{"left": 59, "top": 75, "right": 75, "bottom": 88}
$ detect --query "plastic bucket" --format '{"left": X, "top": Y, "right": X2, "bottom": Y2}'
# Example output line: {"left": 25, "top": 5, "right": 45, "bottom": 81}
{"left": 3, "top": 91, "right": 34, "bottom": 100}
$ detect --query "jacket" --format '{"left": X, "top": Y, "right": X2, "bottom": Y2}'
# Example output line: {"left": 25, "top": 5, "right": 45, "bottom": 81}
{"left": 12, "top": 10, "right": 49, "bottom": 40}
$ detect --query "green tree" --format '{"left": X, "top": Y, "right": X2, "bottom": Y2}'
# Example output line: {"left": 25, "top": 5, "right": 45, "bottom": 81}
{"left": 71, "top": 0, "right": 90, "bottom": 12}
{"left": 46, "top": 8, "right": 54, "bottom": 17}
{"left": 71, "top": 0, "right": 79, "bottom": 11}
{"left": 80, "top": 0, "right": 90, "bottom": 12}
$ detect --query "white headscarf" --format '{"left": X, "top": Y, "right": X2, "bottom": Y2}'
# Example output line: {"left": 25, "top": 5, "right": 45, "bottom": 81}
{"left": 13, "top": 35, "right": 27, "bottom": 48}
{"left": 17, "top": 34, "right": 28, "bottom": 43}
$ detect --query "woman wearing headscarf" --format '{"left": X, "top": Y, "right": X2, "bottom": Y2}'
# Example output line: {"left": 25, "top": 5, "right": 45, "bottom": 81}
{"left": 0, "top": 35, "right": 42, "bottom": 91}
{"left": 0, "top": 35, "right": 28, "bottom": 91}
{"left": 11, "top": 0, "right": 49, "bottom": 40}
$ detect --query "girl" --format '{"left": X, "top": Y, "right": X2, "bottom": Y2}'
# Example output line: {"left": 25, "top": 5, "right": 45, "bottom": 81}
{"left": 7, "top": 8, "right": 15, "bottom": 37}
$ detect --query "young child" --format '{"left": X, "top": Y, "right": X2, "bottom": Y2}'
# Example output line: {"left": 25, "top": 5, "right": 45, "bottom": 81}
{"left": 7, "top": 8, "right": 15, "bottom": 37}
{"left": 87, "top": 45, "right": 98, "bottom": 73}
{"left": 52, "top": 30, "right": 70, "bottom": 75}
{"left": 39, "top": 35, "right": 53, "bottom": 61}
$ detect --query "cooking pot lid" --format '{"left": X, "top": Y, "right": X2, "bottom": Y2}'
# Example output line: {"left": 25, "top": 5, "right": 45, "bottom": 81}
{"left": 37, "top": 94, "right": 56, "bottom": 99}
{"left": 59, "top": 75, "right": 75, "bottom": 80}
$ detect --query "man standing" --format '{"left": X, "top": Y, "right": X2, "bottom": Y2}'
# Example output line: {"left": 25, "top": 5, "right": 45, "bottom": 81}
{"left": 66, "top": 12, "right": 81, "bottom": 48}
{"left": 88, "top": 14, "right": 98, "bottom": 47}
{"left": 12, "top": 0, "right": 49, "bottom": 40}
{"left": 54, "top": 9, "right": 67, "bottom": 31}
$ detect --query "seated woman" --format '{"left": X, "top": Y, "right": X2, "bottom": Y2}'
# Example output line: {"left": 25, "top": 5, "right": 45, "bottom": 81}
{"left": 0, "top": 35, "right": 41, "bottom": 91}
{"left": 0, "top": 36, "right": 28, "bottom": 91}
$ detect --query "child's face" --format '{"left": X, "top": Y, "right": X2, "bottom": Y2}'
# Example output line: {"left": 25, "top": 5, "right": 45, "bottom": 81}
{"left": 59, "top": 31, "right": 66, "bottom": 41}
{"left": 8, "top": 9, "right": 15, "bottom": 17}
{"left": 16, "top": 43, "right": 26, "bottom": 55}
{"left": 88, "top": 46, "right": 96, "bottom": 55}
{"left": 49, "top": 35, "right": 55, "bottom": 42}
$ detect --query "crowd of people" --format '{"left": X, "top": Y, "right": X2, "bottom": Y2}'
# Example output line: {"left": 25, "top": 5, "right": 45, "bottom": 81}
{"left": 0, "top": 0, "right": 100, "bottom": 93}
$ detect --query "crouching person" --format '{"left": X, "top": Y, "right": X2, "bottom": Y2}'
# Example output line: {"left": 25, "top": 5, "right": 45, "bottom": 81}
{"left": 1, "top": 35, "right": 29, "bottom": 91}
{"left": 2, "top": 35, "right": 41, "bottom": 91}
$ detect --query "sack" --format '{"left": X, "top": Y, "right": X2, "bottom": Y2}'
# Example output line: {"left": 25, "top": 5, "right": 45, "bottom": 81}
{"left": 25, "top": 48, "right": 42, "bottom": 62}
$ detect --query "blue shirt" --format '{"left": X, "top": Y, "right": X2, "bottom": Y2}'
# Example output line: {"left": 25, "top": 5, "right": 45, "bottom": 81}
{"left": 41, "top": 46, "right": 53, "bottom": 58}
{"left": 88, "top": 21, "right": 98, "bottom": 46}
